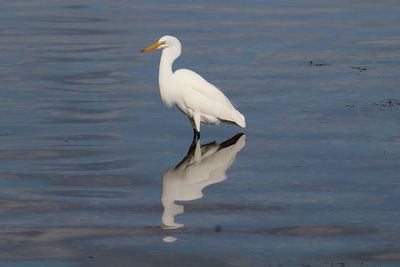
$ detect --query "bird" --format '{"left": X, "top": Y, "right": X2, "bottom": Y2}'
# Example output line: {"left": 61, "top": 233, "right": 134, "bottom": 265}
{"left": 161, "top": 133, "right": 246, "bottom": 229}
{"left": 140, "top": 35, "right": 246, "bottom": 139}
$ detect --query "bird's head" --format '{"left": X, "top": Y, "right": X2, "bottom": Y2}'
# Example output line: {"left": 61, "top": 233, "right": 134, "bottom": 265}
{"left": 140, "top": 35, "right": 181, "bottom": 53}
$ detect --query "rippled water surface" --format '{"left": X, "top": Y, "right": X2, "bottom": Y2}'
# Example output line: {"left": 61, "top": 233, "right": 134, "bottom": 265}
{"left": 1, "top": 0, "right": 400, "bottom": 266}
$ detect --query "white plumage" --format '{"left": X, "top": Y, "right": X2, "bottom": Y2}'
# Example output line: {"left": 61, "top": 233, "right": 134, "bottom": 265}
{"left": 141, "top": 35, "right": 246, "bottom": 136}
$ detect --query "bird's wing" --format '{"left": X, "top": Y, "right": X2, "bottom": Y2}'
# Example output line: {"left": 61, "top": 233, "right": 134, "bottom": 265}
{"left": 174, "top": 69, "right": 234, "bottom": 109}
{"left": 181, "top": 85, "right": 235, "bottom": 121}
{"left": 174, "top": 69, "right": 245, "bottom": 127}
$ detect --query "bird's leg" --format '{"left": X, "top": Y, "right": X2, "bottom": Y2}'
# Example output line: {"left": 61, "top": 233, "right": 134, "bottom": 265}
{"left": 193, "top": 113, "right": 201, "bottom": 135}
{"left": 193, "top": 137, "right": 202, "bottom": 163}
{"left": 189, "top": 116, "right": 200, "bottom": 140}
{"left": 192, "top": 128, "right": 200, "bottom": 140}
{"left": 174, "top": 134, "right": 197, "bottom": 168}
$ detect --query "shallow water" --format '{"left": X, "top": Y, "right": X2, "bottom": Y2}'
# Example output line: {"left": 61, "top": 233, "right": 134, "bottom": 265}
{"left": 1, "top": 0, "right": 400, "bottom": 266}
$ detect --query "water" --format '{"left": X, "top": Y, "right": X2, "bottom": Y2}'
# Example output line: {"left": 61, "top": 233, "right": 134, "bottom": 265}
{"left": 1, "top": 0, "right": 400, "bottom": 266}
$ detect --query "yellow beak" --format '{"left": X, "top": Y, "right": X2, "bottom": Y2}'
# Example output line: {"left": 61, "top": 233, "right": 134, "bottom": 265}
{"left": 140, "top": 41, "right": 166, "bottom": 53}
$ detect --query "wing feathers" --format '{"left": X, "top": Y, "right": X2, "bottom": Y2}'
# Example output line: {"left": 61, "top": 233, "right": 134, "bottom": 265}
{"left": 174, "top": 69, "right": 246, "bottom": 128}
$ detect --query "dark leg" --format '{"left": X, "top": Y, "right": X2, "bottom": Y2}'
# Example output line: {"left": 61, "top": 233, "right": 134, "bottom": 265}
{"left": 175, "top": 132, "right": 198, "bottom": 168}
{"left": 192, "top": 128, "right": 200, "bottom": 140}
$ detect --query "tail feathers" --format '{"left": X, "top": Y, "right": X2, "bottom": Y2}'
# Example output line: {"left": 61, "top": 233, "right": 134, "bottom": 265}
{"left": 232, "top": 109, "right": 246, "bottom": 128}
{"left": 215, "top": 106, "right": 246, "bottom": 128}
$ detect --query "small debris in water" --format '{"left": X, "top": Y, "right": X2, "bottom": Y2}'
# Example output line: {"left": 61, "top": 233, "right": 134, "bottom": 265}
{"left": 351, "top": 66, "right": 369, "bottom": 72}
{"left": 348, "top": 98, "right": 400, "bottom": 111}
{"left": 382, "top": 98, "right": 400, "bottom": 107}
{"left": 0, "top": 132, "right": 14, "bottom": 136}
{"left": 373, "top": 98, "right": 400, "bottom": 109}
{"left": 308, "top": 61, "right": 329, "bottom": 67}
{"left": 214, "top": 225, "right": 223, "bottom": 233}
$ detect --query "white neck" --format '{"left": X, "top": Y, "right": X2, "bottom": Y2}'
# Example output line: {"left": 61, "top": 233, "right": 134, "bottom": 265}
{"left": 159, "top": 47, "right": 181, "bottom": 106}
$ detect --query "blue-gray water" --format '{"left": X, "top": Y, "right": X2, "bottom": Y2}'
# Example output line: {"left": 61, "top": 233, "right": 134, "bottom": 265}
{"left": 1, "top": 0, "right": 400, "bottom": 266}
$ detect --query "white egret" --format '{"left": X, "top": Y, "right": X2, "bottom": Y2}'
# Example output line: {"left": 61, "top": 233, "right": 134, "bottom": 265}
{"left": 141, "top": 35, "right": 246, "bottom": 138}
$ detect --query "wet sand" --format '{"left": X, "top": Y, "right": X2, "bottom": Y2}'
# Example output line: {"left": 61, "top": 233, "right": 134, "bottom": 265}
{"left": 1, "top": 0, "right": 400, "bottom": 266}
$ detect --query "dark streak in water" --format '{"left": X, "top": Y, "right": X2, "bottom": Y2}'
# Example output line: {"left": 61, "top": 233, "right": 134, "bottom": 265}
{"left": 183, "top": 203, "right": 284, "bottom": 212}
{"left": 38, "top": 87, "right": 108, "bottom": 94}
{"left": 0, "top": 173, "right": 149, "bottom": 187}
{"left": 348, "top": 248, "right": 400, "bottom": 261}
{"left": 48, "top": 158, "right": 134, "bottom": 171}
{"left": 41, "top": 190, "right": 133, "bottom": 199}
{"left": 0, "top": 224, "right": 380, "bottom": 242}
{"left": 47, "top": 134, "right": 120, "bottom": 142}
{"left": 262, "top": 225, "right": 377, "bottom": 236}
{"left": 350, "top": 97, "right": 400, "bottom": 112}
{"left": 40, "top": 105, "right": 130, "bottom": 124}
{"left": 37, "top": 56, "right": 119, "bottom": 63}
{"left": 61, "top": 4, "right": 89, "bottom": 9}
{"left": 32, "top": 28, "right": 127, "bottom": 36}
{"left": 0, "top": 150, "right": 99, "bottom": 159}
{"left": 31, "top": 16, "right": 109, "bottom": 23}
{"left": 41, "top": 106, "right": 116, "bottom": 114}
{"left": 46, "top": 45, "right": 120, "bottom": 54}
{"left": 35, "top": 70, "right": 125, "bottom": 86}
{"left": 47, "top": 116, "right": 131, "bottom": 124}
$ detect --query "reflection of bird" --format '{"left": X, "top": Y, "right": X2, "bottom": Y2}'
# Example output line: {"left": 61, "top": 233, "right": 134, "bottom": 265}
{"left": 141, "top": 36, "right": 246, "bottom": 138}
{"left": 161, "top": 133, "right": 246, "bottom": 229}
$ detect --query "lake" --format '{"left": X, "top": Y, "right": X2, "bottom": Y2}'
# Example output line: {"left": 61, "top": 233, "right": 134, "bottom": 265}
{"left": 1, "top": 0, "right": 400, "bottom": 266}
